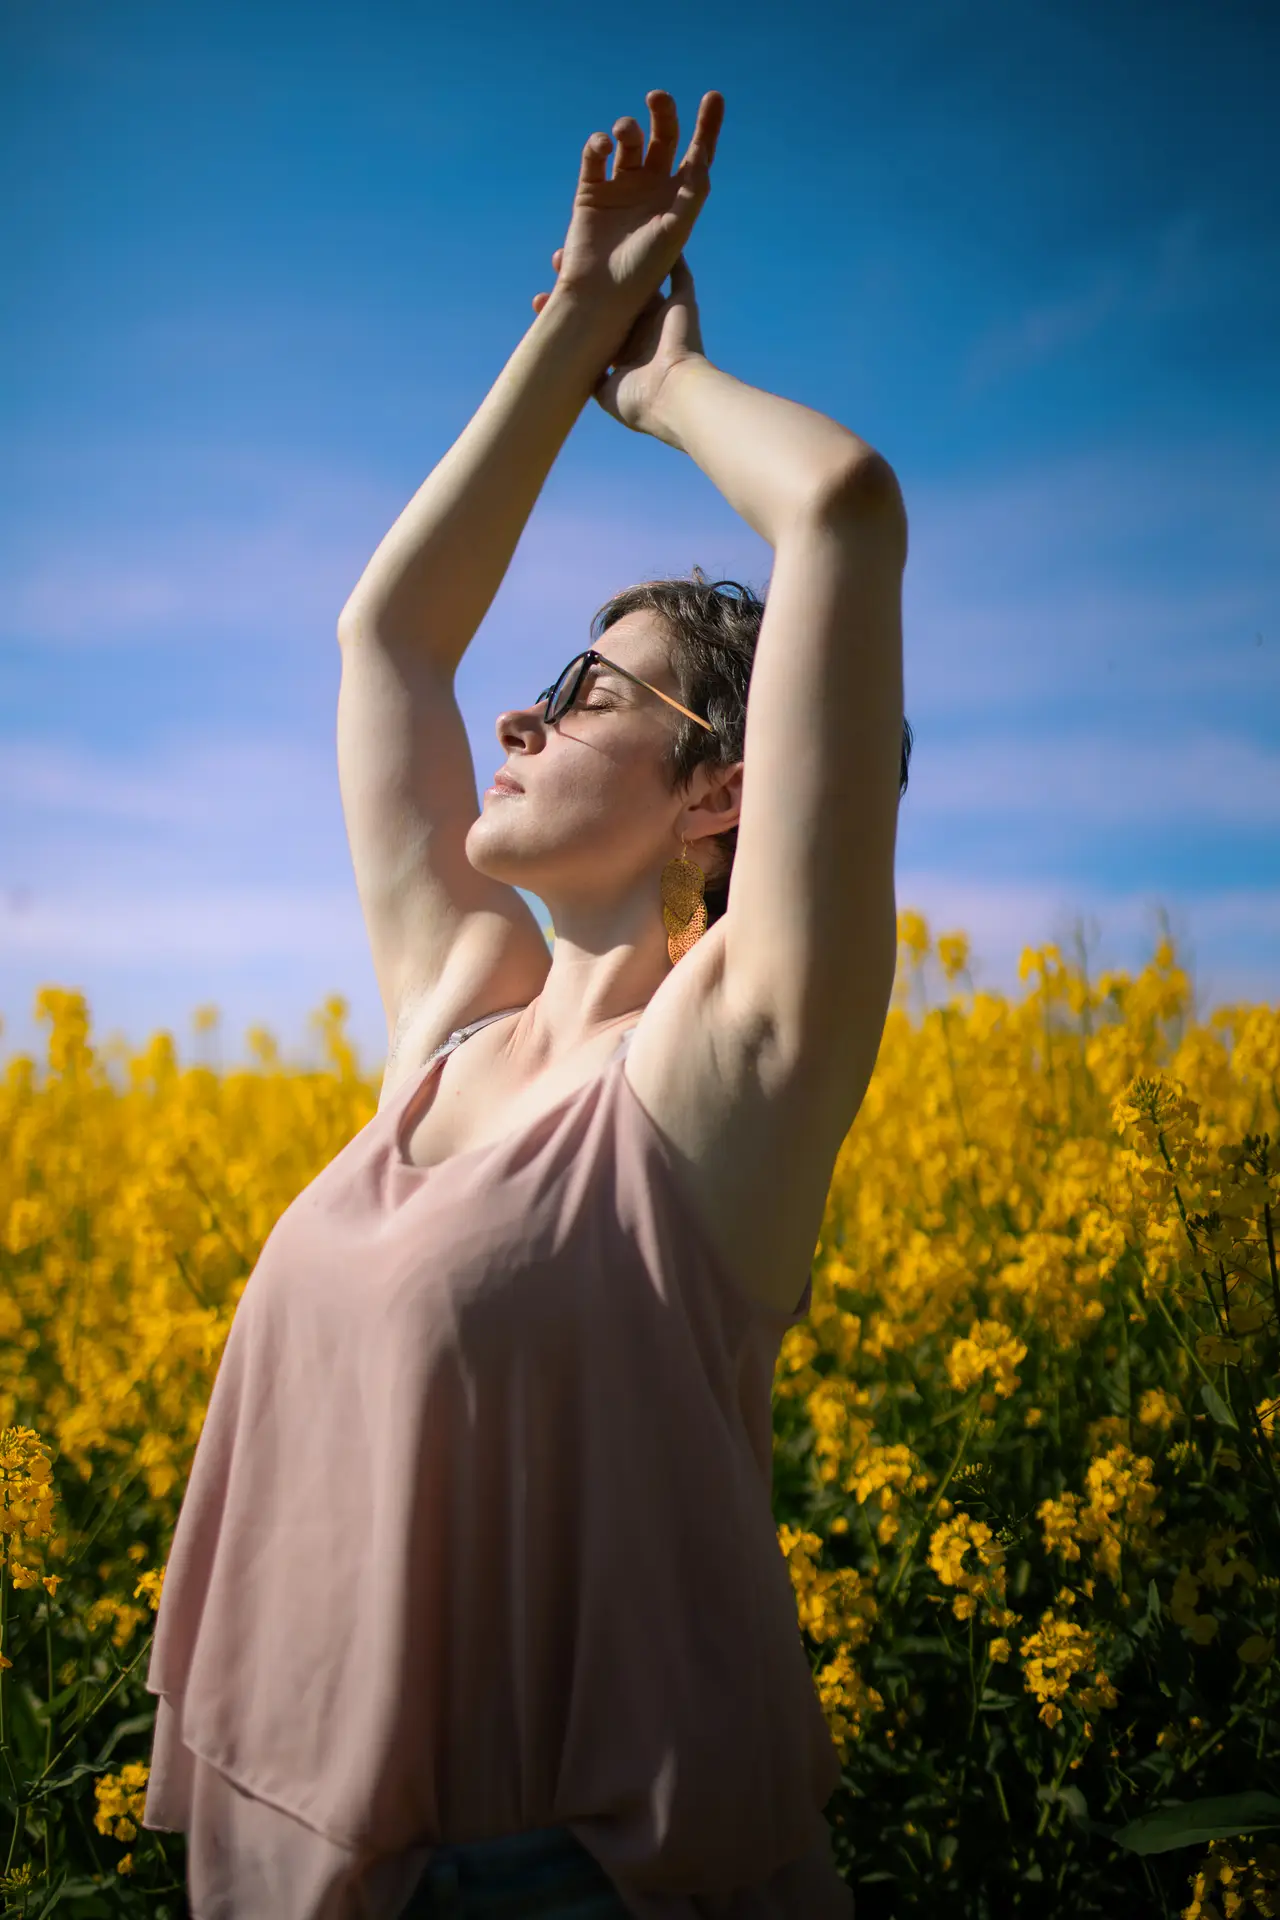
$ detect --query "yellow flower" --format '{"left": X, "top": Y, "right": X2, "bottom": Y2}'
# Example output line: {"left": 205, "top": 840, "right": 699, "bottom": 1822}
{"left": 1237, "top": 1634, "right": 1274, "bottom": 1666}
{"left": 1085, "top": 1414, "right": 1129, "bottom": 1452}
{"left": 945, "top": 1319, "right": 1028, "bottom": 1398}
{"left": 1136, "top": 1387, "right": 1179, "bottom": 1431}
{"left": 1171, "top": 1566, "right": 1202, "bottom": 1625}
{"left": 1019, "top": 1611, "right": 1116, "bottom": 1728}
{"left": 1038, "top": 1493, "right": 1083, "bottom": 1563}
{"left": 1183, "top": 1837, "right": 1280, "bottom": 1920}
{"left": 937, "top": 931, "right": 970, "bottom": 981}
{"left": 1196, "top": 1334, "right": 1243, "bottom": 1365}
{"left": 927, "top": 1514, "right": 1019, "bottom": 1631}
{"left": 94, "top": 1763, "right": 151, "bottom": 1843}
{"left": 897, "top": 910, "right": 931, "bottom": 961}
{"left": 846, "top": 1442, "right": 929, "bottom": 1509}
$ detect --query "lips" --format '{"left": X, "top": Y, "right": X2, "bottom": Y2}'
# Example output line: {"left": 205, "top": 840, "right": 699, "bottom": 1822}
{"left": 489, "top": 771, "right": 523, "bottom": 793}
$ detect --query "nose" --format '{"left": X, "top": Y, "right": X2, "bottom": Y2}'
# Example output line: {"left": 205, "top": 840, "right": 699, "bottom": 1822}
{"left": 495, "top": 701, "right": 546, "bottom": 753}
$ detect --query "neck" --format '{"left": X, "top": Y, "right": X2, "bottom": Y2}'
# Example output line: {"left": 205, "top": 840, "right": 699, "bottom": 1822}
{"left": 513, "top": 911, "right": 673, "bottom": 1063}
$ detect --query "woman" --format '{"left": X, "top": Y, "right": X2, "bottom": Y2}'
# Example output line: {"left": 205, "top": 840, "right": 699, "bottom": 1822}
{"left": 141, "top": 89, "right": 910, "bottom": 1920}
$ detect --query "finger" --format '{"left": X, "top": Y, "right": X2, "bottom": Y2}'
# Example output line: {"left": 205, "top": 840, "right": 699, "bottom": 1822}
{"left": 552, "top": 247, "right": 564, "bottom": 272}
{"left": 643, "top": 89, "right": 678, "bottom": 174}
{"left": 679, "top": 90, "right": 724, "bottom": 173}
{"left": 670, "top": 252, "right": 694, "bottom": 288}
{"left": 611, "top": 114, "right": 645, "bottom": 176}
{"left": 532, "top": 292, "right": 551, "bottom": 313}
{"left": 579, "top": 130, "right": 612, "bottom": 188}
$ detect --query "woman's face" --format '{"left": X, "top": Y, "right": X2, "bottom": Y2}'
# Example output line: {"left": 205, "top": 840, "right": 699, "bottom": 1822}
{"left": 465, "top": 609, "right": 718, "bottom": 918}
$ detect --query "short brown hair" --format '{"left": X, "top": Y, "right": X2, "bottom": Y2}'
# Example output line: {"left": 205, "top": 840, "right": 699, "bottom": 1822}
{"left": 589, "top": 565, "right": 914, "bottom": 927}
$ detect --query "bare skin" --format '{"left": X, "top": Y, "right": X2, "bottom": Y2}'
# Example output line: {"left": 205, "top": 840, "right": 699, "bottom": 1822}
{"left": 355, "top": 90, "right": 905, "bottom": 1313}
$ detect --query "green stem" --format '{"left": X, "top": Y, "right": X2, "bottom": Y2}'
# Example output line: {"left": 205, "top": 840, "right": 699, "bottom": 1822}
{"left": 43, "top": 1606, "right": 54, "bottom": 1887}
{"left": 1135, "top": 1257, "right": 1218, "bottom": 1394}
{"left": 30, "top": 1632, "right": 153, "bottom": 1793}
{"left": 1264, "top": 1200, "right": 1280, "bottom": 1332}
{"left": 1180, "top": 1695, "right": 1255, "bottom": 1777}
{"left": 992, "top": 1763, "right": 1012, "bottom": 1824}
{"left": 172, "top": 1152, "right": 252, "bottom": 1271}
{"left": 44, "top": 1608, "right": 53, "bottom": 1771}
{"left": 884, "top": 1392, "right": 982, "bottom": 1608}
{"left": 967, "top": 1632, "right": 991, "bottom": 1746}
{"left": 1035, "top": 1731, "right": 1082, "bottom": 1836}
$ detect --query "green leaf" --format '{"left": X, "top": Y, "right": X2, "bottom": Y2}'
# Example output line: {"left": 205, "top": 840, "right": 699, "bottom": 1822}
{"left": 1130, "top": 1577, "right": 1162, "bottom": 1644}
{"left": 1038, "top": 1783, "right": 1088, "bottom": 1823}
{"left": 1200, "top": 1382, "right": 1238, "bottom": 1429}
{"left": 1113, "top": 1793, "right": 1280, "bottom": 1855}
{"left": 1105, "top": 1631, "right": 1136, "bottom": 1674}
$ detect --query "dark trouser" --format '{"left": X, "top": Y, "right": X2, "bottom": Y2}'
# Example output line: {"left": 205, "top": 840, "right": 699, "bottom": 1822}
{"left": 397, "top": 1824, "right": 632, "bottom": 1918}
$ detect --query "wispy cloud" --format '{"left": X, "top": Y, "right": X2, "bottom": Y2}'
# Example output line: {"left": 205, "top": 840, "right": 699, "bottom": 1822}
{"left": 1, "top": 462, "right": 390, "bottom": 649}
{"left": 905, "top": 726, "right": 1280, "bottom": 829}
{"left": 902, "top": 438, "right": 1278, "bottom": 717}
{"left": 0, "top": 733, "right": 337, "bottom": 844}
{"left": 961, "top": 206, "right": 1252, "bottom": 393}
{"left": 6, "top": 433, "right": 1275, "bottom": 744}
{"left": 0, "top": 440, "right": 758, "bottom": 658}
{"left": 0, "top": 878, "right": 366, "bottom": 967}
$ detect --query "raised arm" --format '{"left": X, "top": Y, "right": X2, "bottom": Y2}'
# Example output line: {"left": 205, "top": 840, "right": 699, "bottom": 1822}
{"left": 336, "top": 93, "right": 726, "bottom": 1063}
{"left": 569, "top": 253, "right": 908, "bottom": 1116}
{"left": 338, "top": 90, "right": 725, "bottom": 665}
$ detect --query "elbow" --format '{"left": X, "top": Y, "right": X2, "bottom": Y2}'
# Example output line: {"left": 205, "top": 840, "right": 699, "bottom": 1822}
{"left": 337, "top": 596, "right": 381, "bottom": 649}
{"left": 812, "top": 451, "right": 908, "bottom": 557}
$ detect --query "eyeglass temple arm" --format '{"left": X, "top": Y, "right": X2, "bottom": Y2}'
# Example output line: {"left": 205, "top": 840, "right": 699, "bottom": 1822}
{"left": 537, "top": 655, "right": 714, "bottom": 732}
{"left": 610, "top": 661, "right": 715, "bottom": 732}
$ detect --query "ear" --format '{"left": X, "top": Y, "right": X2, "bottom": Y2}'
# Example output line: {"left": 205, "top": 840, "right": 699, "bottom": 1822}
{"left": 684, "top": 759, "right": 744, "bottom": 845}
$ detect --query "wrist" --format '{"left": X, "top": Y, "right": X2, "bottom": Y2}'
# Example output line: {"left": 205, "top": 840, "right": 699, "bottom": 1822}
{"left": 538, "top": 280, "right": 639, "bottom": 359}
{"left": 645, "top": 352, "right": 713, "bottom": 452}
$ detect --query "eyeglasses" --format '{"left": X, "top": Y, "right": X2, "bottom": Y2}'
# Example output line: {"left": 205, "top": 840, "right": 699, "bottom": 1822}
{"left": 535, "top": 649, "right": 715, "bottom": 732}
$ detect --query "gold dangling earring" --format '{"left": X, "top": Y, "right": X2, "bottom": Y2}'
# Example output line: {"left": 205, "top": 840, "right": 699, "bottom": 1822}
{"left": 661, "top": 836, "right": 707, "bottom": 965}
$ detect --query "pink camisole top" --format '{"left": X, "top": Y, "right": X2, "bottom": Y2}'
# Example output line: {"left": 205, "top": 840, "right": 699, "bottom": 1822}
{"left": 142, "top": 1008, "right": 851, "bottom": 1920}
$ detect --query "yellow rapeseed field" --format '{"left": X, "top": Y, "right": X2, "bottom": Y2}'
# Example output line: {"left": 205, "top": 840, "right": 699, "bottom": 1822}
{"left": 1, "top": 913, "right": 1277, "bottom": 1917}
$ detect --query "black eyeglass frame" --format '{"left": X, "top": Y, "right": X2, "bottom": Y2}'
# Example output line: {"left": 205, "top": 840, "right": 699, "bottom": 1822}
{"left": 535, "top": 649, "right": 715, "bottom": 732}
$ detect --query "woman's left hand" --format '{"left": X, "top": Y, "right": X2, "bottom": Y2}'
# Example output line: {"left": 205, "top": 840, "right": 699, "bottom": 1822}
{"left": 533, "top": 251, "right": 706, "bottom": 447}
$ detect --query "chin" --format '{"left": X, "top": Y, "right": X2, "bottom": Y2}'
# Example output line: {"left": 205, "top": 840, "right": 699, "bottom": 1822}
{"left": 465, "top": 814, "right": 531, "bottom": 886}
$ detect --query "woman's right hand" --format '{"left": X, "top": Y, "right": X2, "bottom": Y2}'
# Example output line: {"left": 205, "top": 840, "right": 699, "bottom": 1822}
{"left": 532, "top": 90, "right": 724, "bottom": 329}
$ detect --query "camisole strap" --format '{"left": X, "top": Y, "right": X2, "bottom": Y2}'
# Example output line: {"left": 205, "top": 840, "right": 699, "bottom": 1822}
{"left": 429, "top": 1008, "right": 639, "bottom": 1067}
{"left": 428, "top": 1005, "right": 529, "bottom": 1064}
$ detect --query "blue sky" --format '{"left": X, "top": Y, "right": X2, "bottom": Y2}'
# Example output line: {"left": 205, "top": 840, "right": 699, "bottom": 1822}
{"left": 3, "top": 0, "right": 1277, "bottom": 1076}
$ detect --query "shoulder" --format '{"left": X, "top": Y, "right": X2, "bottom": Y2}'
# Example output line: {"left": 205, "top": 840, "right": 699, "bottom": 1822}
{"left": 621, "top": 923, "right": 852, "bottom": 1319}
